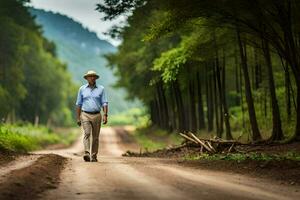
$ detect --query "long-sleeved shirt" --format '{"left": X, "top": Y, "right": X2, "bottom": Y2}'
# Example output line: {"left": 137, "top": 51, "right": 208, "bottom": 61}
{"left": 76, "top": 83, "right": 108, "bottom": 112}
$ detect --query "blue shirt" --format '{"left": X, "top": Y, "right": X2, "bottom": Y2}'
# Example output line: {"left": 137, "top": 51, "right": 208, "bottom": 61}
{"left": 76, "top": 84, "right": 108, "bottom": 112}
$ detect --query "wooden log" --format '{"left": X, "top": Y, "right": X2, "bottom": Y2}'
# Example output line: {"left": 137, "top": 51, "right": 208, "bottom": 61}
{"left": 200, "top": 138, "right": 240, "bottom": 144}
{"left": 188, "top": 132, "right": 213, "bottom": 152}
{"left": 206, "top": 141, "right": 216, "bottom": 153}
{"left": 179, "top": 133, "right": 198, "bottom": 144}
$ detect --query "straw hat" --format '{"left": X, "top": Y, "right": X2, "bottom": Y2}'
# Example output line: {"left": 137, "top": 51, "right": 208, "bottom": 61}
{"left": 83, "top": 70, "right": 99, "bottom": 79}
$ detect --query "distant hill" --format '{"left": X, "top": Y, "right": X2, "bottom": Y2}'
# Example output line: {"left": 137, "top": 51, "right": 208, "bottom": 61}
{"left": 30, "top": 8, "right": 139, "bottom": 114}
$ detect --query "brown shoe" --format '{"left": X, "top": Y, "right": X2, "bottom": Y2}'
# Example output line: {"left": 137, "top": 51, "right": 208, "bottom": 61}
{"left": 83, "top": 151, "right": 90, "bottom": 162}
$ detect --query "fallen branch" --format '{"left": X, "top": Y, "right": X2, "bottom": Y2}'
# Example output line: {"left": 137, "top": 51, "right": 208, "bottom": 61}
{"left": 179, "top": 133, "right": 198, "bottom": 144}
{"left": 199, "top": 138, "right": 241, "bottom": 144}
{"left": 179, "top": 132, "right": 241, "bottom": 154}
{"left": 228, "top": 143, "right": 235, "bottom": 153}
{"left": 188, "top": 132, "right": 214, "bottom": 152}
{"left": 206, "top": 141, "right": 216, "bottom": 153}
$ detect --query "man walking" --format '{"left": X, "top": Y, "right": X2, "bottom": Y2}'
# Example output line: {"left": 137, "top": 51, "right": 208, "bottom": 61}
{"left": 76, "top": 70, "right": 108, "bottom": 162}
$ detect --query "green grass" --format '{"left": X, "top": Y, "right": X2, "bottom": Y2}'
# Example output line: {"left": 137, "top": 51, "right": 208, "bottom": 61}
{"left": 132, "top": 126, "right": 183, "bottom": 152}
{"left": 0, "top": 123, "right": 79, "bottom": 153}
{"left": 109, "top": 107, "right": 150, "bottom": 127}
{"left": 184, "top": 152, "right": 300, "bottom": 162}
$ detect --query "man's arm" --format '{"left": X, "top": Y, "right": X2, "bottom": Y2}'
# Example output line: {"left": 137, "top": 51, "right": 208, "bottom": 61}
{"left": 101, "top": 87, "right": 108, "bottom": 124}
{"left": 76, "top": 106, "right": 82, "bottom": 126}
{"left": 102, "top": 105, "right": 108, "bottom": 124}
{"left": 75, "top": 87, "right": 83, "bottom": 126}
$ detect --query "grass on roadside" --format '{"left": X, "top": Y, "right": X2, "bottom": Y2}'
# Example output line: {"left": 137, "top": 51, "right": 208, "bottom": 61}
{"left": 109, "top": 107, "right": 150, "bottom": 127}
{"left": 0, "top": 123, "right": 79, "bottom": 153}
{"left": 133, "top": 126, "right": 184, "bottom": 152}
{"left": 184, "top": 152, "right": 300, "bottom": 162}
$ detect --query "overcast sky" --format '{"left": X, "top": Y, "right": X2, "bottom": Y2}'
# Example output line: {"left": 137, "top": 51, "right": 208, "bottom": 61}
{"left": 29, "top": 0, "right": 123, "bottom": 46}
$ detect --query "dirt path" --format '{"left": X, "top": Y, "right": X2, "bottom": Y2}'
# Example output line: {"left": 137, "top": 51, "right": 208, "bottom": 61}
{"left": 34, "top": 127, "right": 299, "bottom": 200}
{"left": 0, "top": 127, "right": 299, "bottom": 200}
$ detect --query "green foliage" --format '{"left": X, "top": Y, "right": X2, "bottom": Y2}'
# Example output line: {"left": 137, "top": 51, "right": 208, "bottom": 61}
{"left": 0, "top": 129, "right": 37, "bottom": 152}
{"left": 96, "top": 0, "right": 143, "bottom": 21}
{"left": 97, "top": 0, "right": 300, "bottom": 142}
{"left": 0, "top": 0, "right": 77, "bottom": 126}
{"left": 152, "top": 32, "right": 207, "bottom": 83}
{"left": 0, "top": 123, "right": 79, "bottom": 152}
{"left": 134, "top": 133, "right": 166, "bottom": 152}
{"left": 153, "top": 44, "right": 190, "bottom": 83}
{"left": 185, "top": 152, "right": 300, "bottom": 162}
{"left": 109, "top": 107, "right": 150, "bottom": 127}
{"left": 133, "top": 126, "right": 183, "bottom": 151}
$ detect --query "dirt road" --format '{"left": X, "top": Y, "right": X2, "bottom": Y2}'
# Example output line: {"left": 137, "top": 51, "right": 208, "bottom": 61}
{"left": 36, "top": 127, "right": 300, "bottom": 200}
{"left": 1, "top": 127, "right": 300, "bottom": 200}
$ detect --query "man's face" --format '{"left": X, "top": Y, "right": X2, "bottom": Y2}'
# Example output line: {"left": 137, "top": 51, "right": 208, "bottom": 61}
{"left": 86, "top": 75, "right": 97, "bottom": 85}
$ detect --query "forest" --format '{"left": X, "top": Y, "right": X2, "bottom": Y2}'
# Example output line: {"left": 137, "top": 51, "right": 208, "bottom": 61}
{"left": 0, "top": 0, "right": 76, "bottom": 126}
{"left": 0, "top": 1, "right": 299, "bottom": 198}
{"left": 97, "top": 0, "right": 300, "bottom": 143}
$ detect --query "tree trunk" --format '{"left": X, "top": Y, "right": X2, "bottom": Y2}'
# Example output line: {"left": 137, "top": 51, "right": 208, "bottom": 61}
{"left": 277, "top": 0, "right": 300, "bottom": 141}
{"left": 262, "top": 39, "right": 284, "bottom": 141}
{"left": 206, "top": 64, "right": 214, "bottom": 132}
{"left": 168, "top": 89, "right": 177, "bottom": 131}
{"left": 234, "top": 46, "right": 240, "bottom": 106}
{"left": 214, "top": 47, "right": 224, "bottom": 135}
{"left": 150, "top": 101, "right": 156, "bottom": 125}
{"left": 197, "top": 71, "right": 206, "bottom": 129}
{"left": 154, "top": 97, "right": 162, "bottom": 127}
{"left": 34, "top": 115, "right": 39, "bottom": 127}
{"left": 239, "top": 54, "right": 246, "bottom": 128}
{"left": 237, "top": 28, "right": 261, "bottom": 141}
{"left": 285, "top": 67, "right": 291, "bottom": 121}
{"left": 172, "top": 81, "right": 186, "bottom": 132}
{"left": 188, "top": 77, "right": 197, "bottom": 132}
{"left": 254, "top": 48, "right": 262, "bottom": 90}
{"left": 296, "top": 87, "right": 300, "bottom": 140}
{"left": 213, "top": 66, "right": 221, "bottom": 137}
{"left": 157, "top": 82, "right": 170, "bottom": 130}
{"left": 222, "top": 50, "right": 232, "bottom": 140}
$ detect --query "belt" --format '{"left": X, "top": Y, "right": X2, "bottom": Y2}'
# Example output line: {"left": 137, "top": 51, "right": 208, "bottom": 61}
{"left": 82, "top": 111, "right": 100, "bottom": 115}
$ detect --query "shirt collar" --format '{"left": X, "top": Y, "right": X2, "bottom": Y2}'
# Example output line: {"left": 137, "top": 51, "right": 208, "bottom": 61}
{"left": 84, "top": 83, "right": 98, "bottom": 89}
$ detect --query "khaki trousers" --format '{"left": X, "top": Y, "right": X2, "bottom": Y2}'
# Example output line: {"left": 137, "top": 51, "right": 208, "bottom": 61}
{"left": 80, "top": 112, "right": 102, "bottom": 157}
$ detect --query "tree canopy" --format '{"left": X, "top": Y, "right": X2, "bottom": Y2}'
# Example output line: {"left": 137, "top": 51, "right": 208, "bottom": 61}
{"left": 0, "top": 0, "right": 77, "bottom": 126}
{"left": 97, "top": 0, "right": 300, "bottom": 142}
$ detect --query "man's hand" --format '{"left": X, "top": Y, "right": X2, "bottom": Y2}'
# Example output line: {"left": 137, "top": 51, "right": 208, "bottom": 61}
{"left": 102, "top": 115, "right": 108, "bottom": 124}
{"left": 76, "top": 107, "right": 82, "bottom": 126}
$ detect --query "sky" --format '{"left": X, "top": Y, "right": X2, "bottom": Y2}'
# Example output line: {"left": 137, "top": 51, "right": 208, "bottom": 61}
{"left": 29, "top": 0, "right": 123, "bottom": 46}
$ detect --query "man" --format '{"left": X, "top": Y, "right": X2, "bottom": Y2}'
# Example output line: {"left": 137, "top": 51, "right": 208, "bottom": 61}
{"left": 76, "top": 70, "right": 108, "bottom": 162}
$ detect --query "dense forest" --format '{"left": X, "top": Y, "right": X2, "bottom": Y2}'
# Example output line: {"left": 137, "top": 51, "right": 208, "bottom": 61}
{"left": 97, "top": 0, "right": 300, "bottom": 142}
{"left": 0, "top": 0, "right": 76, "bottom": 126}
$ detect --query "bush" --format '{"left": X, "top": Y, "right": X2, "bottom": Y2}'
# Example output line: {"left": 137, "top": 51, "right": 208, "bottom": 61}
{"left": 0, "top": 123, "right": 78, "bottom": 153}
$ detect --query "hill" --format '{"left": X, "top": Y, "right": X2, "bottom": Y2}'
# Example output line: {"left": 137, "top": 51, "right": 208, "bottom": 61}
{"left": 30, "top": 8, "right": 139, "bottom": 114}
